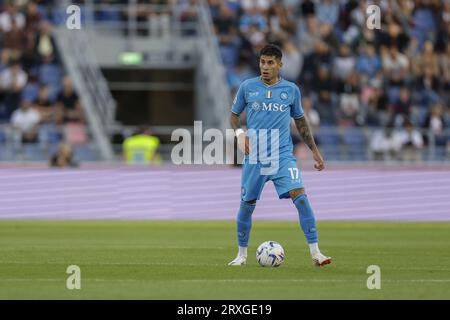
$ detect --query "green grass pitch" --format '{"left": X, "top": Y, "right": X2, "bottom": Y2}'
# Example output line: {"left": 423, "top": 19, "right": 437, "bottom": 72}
{"left": 0, "top": 220, "right": 449, "bottom": 299}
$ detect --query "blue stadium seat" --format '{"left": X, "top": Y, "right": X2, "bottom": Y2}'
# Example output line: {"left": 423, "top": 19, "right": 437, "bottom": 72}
{"left": 38, "top": 64, "right": 62, "bottom": 87}
{"left": 23, "top": 144, "right": 46, "bottom": 161}
{"left": 316, "top": 130, "right": 341, "bottom": 160}
{"left": 37, "top": 5, "right": 49, "bottom": 21}
{"left": 0, "top": 145, "right": 13, "bottom": 161}
{"left": 341, "top": 128, "right": 367, "bottom": 161}
{"left": 46, "top": 127, "right": 63, "bottom": 145}
{"left": 316, "top": 130, "right": 340, "bottom": 145}
{"left": 51, "top": 9, "right": 66, "bottom": 25}
{"left": 434, "top": 146, "right": 447, "bottom": 161}
{"left": 22, "top": 83, "right": 40, "bottom": 102}
{"left": 95, "top": 8, "right": 122, "bottom": 24}
{"left": 341, "top": 128, "right": 366, "bottom": 145}
{"left": 0, "top": 129, "right": 6, "bottom": 144}
{"left": 73, "top": 144, "right": 97, "bottom": 162}
{"left": 320, "top": 145, "right": 342, "bottom": 160}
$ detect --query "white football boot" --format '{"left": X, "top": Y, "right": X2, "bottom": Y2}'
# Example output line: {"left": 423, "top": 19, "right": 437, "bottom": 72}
{"left": 228, "top": 255, "right": 247, "bottom": 266}
{"left": 311, "top": 252, "right": 332, "bottom": 267}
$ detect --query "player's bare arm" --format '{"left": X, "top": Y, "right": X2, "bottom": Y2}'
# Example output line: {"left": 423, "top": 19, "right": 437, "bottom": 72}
{"left": 294, "top": 116, "right": 324, "bottom": 171}
{"left": 230, "top": 112, "right": 250, "bottom": 155}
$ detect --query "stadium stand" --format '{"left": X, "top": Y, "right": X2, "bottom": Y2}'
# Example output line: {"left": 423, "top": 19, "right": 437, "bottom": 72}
{"left": 0, "top": 0, "right": 92, "bottom": 162}
{"left": 208, "top": 0, "right": 449, "bottom": 162}
{"left": 0, "top": 0, "right": 448, "bottom": 164}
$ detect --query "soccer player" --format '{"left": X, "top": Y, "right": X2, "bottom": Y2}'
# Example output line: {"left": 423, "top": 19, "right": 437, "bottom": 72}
{"left": 228, "top": 44, "right": 331, "bottom": 267}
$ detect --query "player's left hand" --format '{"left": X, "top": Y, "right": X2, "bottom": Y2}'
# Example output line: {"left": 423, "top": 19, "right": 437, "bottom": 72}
{"left": 313, "top": 151, "right": 325, "bottom": 171}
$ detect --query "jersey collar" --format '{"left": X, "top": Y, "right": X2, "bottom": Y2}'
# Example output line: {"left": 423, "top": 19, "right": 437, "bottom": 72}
{"left": 259, "top": 76, "right": 282, "bottom": 88}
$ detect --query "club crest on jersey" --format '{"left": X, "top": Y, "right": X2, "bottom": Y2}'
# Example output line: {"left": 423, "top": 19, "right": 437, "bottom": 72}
{"left": 266, "top": 90, "right": 272, "bottom": 99}
{"left": 280, "top": 91, "right": 288, "bottom": 100}
{"left": 251, "top": 101, "right": 261, "bottom": 111}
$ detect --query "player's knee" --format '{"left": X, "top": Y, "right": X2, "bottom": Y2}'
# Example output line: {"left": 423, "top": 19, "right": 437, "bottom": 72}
{"left": 244, "top": 199, "right": 257, "bottom": 205}
{"left": 289, "top": 188, "right": 305, "bottom": 200}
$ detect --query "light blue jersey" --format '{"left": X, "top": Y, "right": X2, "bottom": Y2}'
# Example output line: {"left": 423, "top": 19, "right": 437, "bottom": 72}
{"left": 232, "top": 77, "right": 305, "bottom": 201}
{"left": 231, "top": 76, "right": 304, "bottom": 160}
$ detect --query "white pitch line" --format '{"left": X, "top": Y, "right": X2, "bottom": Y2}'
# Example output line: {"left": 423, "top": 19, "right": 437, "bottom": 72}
{"left": 178, "top": 279, "right": 450, "bottom": 283}
{"left": 0, "top": 261, "right": 223, "bottom": 267}
{"left": 0, "top": 278, "right": 449, "bottom": 283}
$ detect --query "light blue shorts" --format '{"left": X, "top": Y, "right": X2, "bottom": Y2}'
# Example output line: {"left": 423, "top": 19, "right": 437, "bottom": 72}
{"left": 240, "top": 156, "right": 304, "bottom": 201}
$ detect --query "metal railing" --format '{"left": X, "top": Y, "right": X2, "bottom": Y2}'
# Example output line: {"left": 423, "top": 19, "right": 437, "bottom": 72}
{"left": 196, "top": 0, "right": 232, "bottom": 131}
{"left": 0, "top": 123, "right": 99, "bottom": 162}
{"left": 106, "top": 125, "right": 450, "bottom": 164}
{"left": 1, "top": 123, "right": 448, "bottom": 163}
{"left": 52, "top": 1, "right": 200, "bottom": 38}
{"left": 52, "top": 1, "right": 117, "bottom": 161}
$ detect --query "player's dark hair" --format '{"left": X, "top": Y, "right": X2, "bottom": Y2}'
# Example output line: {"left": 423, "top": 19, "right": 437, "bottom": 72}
{"left": 260, "top": 44, "right": 282, "bottom": 60}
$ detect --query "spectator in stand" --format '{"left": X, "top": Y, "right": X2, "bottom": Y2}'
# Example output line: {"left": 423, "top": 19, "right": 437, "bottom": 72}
{"left": 0, "top": 1, "right": 25, "bottom": 33}
{"left": 296, "top": 14, "right": 320, "bottom": 56}
{"left": 356, "top": 43, "right": 382, "bottom": 81}
{"left": 178, "top": 0, "right": 199, "bottom": 36}
{"left": 378, "top": 22, "right": 410, "bottom": 53}
{"left": 313, "top": 64, "right": 336, "bottom": 125}
{"left": 49, "top": 143, "right": 78, "bottom": 168}
{"left": 398, "top": 119, "right": 424, "bottom": 162}
{"left": 303, "top": 94, "right": 320, "bottom": 130}
{"left": 3, "top": 19, "right": 26, "bottom": 61}
{"left": 34, "top": 21, "right": 59, "bottom": 65}
{"left": 416, "top": 66, "right": 441, "bottom": 106}
{"left": 364, "top": 82, "right": 390, "bottom": 127}
{"left": 215, "top": 4, "right": 240, "bottom": 69}
{"left": 239, "top": 5, "right": 269, "bottom": 36}
{"left": 439, "top": 42, "right": 450, "bottom": 92}
{"left": 333, "top": 43, "right": 356, "bottom": 81}
{"left": 390, "top": 86, "right": 413, "bottom": 127}
{"left": 319, "top": 23, "right": 339, "bottom": 53}
{"left": 316, "top": 0, "right": 339, "bottom": 26}
{"left": 268, "top": 0, "right": 296, "bottom": 38}
{"left": 33, "top": 83, "right": 54, "bottom": 123}
{"left": 337, "top": 71, "right": 361, "bottom": 125}
{"left": 213, "top": 3, "right": 238, "bottom": 42}
{"left": 55, "top": 76, "right": 84, "bottom": 124}
{"left": 300, "top": 41, "right": 332, "bottom": 91}
{"left": 280, "top": 38, "right": 302, "bottom": 82}
{"left": 300, "top": 0, "right": 315, "bottom": 17}
{"left": 206, "top": 0, "right": 448, "bottom": 162}
{"left": 22, "top": 2, "right": 42, "bottom": 72}
{"left": 412, "top": 40, "right": 439, "bottom": 78}
{"left": 0, "top": 59, "right": 27, "bottom": 119}
{"left": 241, "top": 0, "right": 272, "bottom": 13}
{"left": 382, "top": 45, "right": 410, "bottom": 79}
{"left": 25, "top": 1, "right": 43, "bottom": 33}
{"left": 369, "top": 125, "right": 403, "bottom": 161}
{"left": 422, "top": 103, "right": 448, "bottom": 147}
{"left": 412, "top": 0, "right": 440, "bottom": 47}
{"left": 10, "top": 99, "right": 41, "bottom": 144}
{"left": 147, "top": 0, "right": 171, "bottom": 38}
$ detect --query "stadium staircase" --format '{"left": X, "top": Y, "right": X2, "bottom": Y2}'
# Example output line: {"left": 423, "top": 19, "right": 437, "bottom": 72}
{"left": 54, "top": 0, "right": 231, "bottom": 163}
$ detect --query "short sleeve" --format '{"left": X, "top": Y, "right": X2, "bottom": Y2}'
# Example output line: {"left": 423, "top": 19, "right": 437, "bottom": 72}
{"left": 290, "top": 85, "right": 304, "bottom": 119}
{"left": 231, "top": 82, "right": 246, "bottom": 115}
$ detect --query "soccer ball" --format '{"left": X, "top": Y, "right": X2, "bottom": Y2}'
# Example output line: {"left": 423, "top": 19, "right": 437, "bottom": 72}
{"left": 256, "top": 241, "right": 285, "bottom": 267}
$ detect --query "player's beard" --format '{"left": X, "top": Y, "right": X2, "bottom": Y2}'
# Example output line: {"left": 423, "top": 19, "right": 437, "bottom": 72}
{"left": 261, "top": 70, "right": 277, "bottom": 84}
